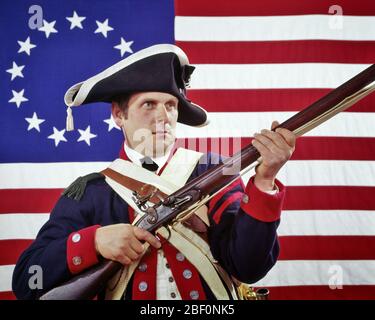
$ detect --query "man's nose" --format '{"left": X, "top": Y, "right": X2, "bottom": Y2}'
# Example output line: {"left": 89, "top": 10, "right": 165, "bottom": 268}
{"left": 155, "top": 103, "right": 171, "bottom": 123}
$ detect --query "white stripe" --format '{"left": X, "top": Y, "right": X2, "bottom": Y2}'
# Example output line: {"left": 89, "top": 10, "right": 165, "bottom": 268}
{"left": 175, "top": 15, "right": 375, "bottom": 41}
{"left": 1, "top": 210, "right": 373, "bottom": 241}
{"left": 1, "top": 160, "right": 375, "bottom": 189}
{"left": 189, "top": 63, "right": 370, "bottom": 89}
{"left": 278, "top": 210, "right": 375, "bottom": 236}
{"left": 0, "top": 214, "right": 50, "bottom": 240}
{"left": 2, "top": 260, "right": 375, "bottom": 292}
{"left": 278, "top": 160, "right": 375, "bottom": 187}
{"left": 176, "top": 112, "right": 375, "bottom": 138}
{"left": 2, "top": 260, "right": 374, "bottom": 292}
{"left": 0, "top": 265, "right": 14, "bottom": 292}
{"left": 241, "top": 160, "right": 375, "bottom": 187}
{"left": 253, "top": 260, "right": 375, "bottom": 287}
{"left": 0, "top": 162, "right": 109, "bottom": 189}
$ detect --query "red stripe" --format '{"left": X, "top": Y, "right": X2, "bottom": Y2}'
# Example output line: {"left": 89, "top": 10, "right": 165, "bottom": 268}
{"left": 0, "top": 240, "right": 33, "bottom": 265}
{"left": 187, "top": 89, "right": 375, "bottom": 112}
{"left": 0, "top": 181, "right": 374, "bottom": 217}
{"left": 177, "top": 40, "right": 375, "bottom": 64}
{"left": 3, "top": 236, "right": 375, "bottom": 266}
{"left": 175, "top": 0, "right": 375, "bottom": 16}
{"left": 175, "top": 137, "right": 375, "bottom": 161}
{"left": 3, "top": 218, "right": 375, "bottom": 265}
{"left": 290, "top": 137, "right": 375, "bottom": 161}
{"left": 263, "top": 285, "right": 375, "bottom": 300}
{"left": 212, "top": 192, "right": 243, "bottom": 224}
{"left": 284, "top": 186, "right": 375, "bottom": 210}
{"left": 1, "top": 286, "right": 374, "bottom": 300}
{"left": 1, "top": 182, "right": 374, "bottom": 216}
{"left": 0, "top": 189, "right": 62, "bottom": 214}
{"left": 0, "top": 291, "right": 16, "bottom": 300}
{"left": 279, "top": 236, "right": 375, "bottom": 260}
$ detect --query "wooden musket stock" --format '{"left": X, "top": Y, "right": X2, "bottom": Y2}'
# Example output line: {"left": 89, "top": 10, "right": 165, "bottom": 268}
{"left": 40, "top": 64, "right": 375, "bottom": 300}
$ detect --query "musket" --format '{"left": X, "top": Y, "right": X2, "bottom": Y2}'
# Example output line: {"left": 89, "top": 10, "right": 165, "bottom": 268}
{"left": 40, "top": 64, "right": 375, "bottom": 300}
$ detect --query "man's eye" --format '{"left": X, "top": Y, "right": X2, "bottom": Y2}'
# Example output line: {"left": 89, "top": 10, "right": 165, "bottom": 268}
{"left": 143, "top": 101, "right": 154, "bottom": 109}
{"left": 166, "top": 103, "right": 177, "bottom": 110}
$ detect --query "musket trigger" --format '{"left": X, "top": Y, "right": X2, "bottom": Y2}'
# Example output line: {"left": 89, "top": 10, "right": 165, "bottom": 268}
{"left": 157, "top": 225, "right": 172, "bottom": 241}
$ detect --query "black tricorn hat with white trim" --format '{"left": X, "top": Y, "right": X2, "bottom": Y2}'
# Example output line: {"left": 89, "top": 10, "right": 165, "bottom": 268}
{"left": 64, "top": 44, "right": 208, "bottom": 130}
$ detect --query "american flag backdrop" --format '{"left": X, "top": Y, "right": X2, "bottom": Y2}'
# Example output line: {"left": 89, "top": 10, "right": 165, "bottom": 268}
{"left": 0, "top": 0, "right": 374, "bottom": 300}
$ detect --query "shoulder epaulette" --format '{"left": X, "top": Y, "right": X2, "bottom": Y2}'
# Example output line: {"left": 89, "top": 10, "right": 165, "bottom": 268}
{"left": 62, "top": 172, "right": 105, "bottom": 201}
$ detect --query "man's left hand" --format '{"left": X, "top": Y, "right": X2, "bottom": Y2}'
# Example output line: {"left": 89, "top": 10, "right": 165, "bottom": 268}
{"left": 251, "top": 121, "right": 296, "bottom": 192}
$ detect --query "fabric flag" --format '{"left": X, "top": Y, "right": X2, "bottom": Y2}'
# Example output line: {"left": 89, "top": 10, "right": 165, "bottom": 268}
{"left": 174, "top": 0, "right": 375, "bottom": 299}
{"left": 1, "top": 0, "right": 374, "bottom": 300}
{"left": 0, "top": 0, "right": 174, "bottom": 300}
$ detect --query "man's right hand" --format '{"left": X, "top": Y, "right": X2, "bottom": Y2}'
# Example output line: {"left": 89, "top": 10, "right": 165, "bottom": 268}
{"left": 94, "top": 224, "right": 161, "bottom": 265}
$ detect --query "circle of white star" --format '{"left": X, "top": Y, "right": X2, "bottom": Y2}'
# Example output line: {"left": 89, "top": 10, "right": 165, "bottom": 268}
{"left": 17, "top": 37, "right": 36, "bottom": 55}
{"left": 25, "top": 112, "right": 45, "bottom": 132}
{"left": 6, "top": 61, "right": 25, "bottom": 81}
{"left": 38, "top": 19, "right": 58, "bottom": 38}
{"left": 9, "top": 89, "right": 28, "bottom": 108}
{"left": 9, "top": 12, "right": 136, "bottom": 147}
{"left": 103, "top": 115, "right": 121, "bottom": 132}
{"left": 66, "top": 11, "right": 86, "bottom": 30}
{"left": 48, "top": 127, "right": 67, "bottom": 147}
{"left": 94, "top": 19, "right": 114, "bottom": 38}
{"left": 77, "top": 126, "right": 97, "bottom": 146}
{"left": 114, "top": 37, "right": 134, "bottom": 57}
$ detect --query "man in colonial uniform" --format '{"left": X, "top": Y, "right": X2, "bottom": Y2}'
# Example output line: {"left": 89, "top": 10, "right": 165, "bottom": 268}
{"left": 12, "top": 44, "right": 296, "bottom": 300}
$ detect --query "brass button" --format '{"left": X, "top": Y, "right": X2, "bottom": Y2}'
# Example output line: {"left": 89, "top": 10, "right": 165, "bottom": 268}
{"left": 138, "top": 281, "right": 148, "bottom": 292}
{"left": 72, "top": 233, "right": 81, "bottom": 243}
{"left": 242, "top": 194, "right": 249, "bottom": 204}
{"left": 190, "top": 290, "right": 199, "bottom": 300}
{"left": 176, "top": 252, "right": 185, "bottom": 262}
{"left": 72, "top": 256, "right": 82, "bottom": 266}
{"left": 138, "top": 263, "right": 147, "bottom": 272}
{"left": 183, "top": 269, "right": 192, "bottom": 279}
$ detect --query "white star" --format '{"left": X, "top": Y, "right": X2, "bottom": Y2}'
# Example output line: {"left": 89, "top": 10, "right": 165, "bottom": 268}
{"left": 17, "top": 37, "right": 36, "bottom": 55}
{"left": 38, "top": 19, "right": 58, "bottom": 38}
{"left": 103, "top": 115, "right": 121, "bottom": 132}
{"left": 25, "top": 112, "right": 45, "bottom": 132}
{"left": 66, "top": 11, "right": 86, "bottom": 30}
{"left": 77, "top": 126, "right": 97, "bottom": 146}
{"left": 6, "top": 61, "right": 25, "bottom": 81}
{"left": 94, "top": 19, "right": 114, "bottom": 38}
{"left": 9, "top": 89, "right": 28, "bottom": 108}
{"left": 114, "top": 37, "right": 134, "bottom": 57}
{"left": 48, "top": 127, "right": 67, "bottom": 147}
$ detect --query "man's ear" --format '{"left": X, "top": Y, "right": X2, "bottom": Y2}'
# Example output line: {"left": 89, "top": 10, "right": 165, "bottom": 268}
{"left": 111, "top": 102, "right": 124, "bottom": 127}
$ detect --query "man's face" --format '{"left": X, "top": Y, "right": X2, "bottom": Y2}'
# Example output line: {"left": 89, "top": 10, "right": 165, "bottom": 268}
{"left": 112, "top": 92, "right": 179, "bottom": 157}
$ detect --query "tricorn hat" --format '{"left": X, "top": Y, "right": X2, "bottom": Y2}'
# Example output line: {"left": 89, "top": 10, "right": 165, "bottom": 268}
{"left": 64, "top": 44, "right": 208, "bottom": 130}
